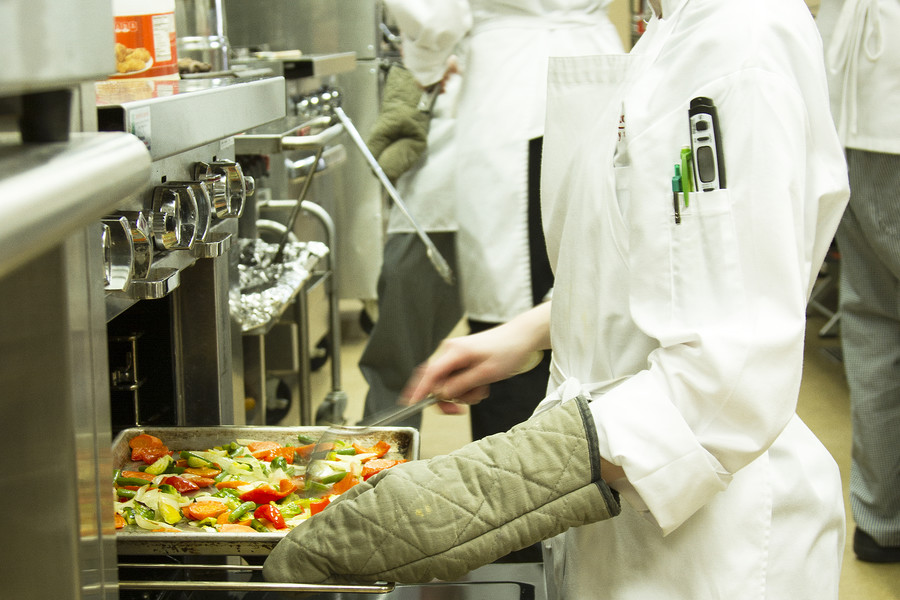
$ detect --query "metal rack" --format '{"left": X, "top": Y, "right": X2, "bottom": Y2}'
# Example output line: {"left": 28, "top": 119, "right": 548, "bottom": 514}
{"left": 236, "top": 115, "right": 349, "bottom": 426}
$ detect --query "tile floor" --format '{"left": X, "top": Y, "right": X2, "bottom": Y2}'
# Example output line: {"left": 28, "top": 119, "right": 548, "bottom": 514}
{"left": 308, "top": 303, "right": 900, "bottom": 599}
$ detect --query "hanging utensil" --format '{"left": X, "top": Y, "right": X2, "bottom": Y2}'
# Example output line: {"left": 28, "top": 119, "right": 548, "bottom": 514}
{"left": 334, "top": 106, "right": 455, "bottom": 285}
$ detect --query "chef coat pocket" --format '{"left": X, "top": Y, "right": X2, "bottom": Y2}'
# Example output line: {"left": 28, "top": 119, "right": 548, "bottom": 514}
{"left": 669, "top": 189, "right": 746, "bottom": 323}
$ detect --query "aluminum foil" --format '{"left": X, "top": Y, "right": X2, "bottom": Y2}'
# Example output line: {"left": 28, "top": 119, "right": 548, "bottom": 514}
{"left": 231, "top": 238, "right": 329, "bottom": 333}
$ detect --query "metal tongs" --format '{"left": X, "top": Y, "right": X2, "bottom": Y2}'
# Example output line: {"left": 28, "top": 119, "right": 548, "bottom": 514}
{"left": 300, "top": 395, "right": 441, "bottom": 497}
{"left": 334, "top": 106, "right": 455, "bottom": 285}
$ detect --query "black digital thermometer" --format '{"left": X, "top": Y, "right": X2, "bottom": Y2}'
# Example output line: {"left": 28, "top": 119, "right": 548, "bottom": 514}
{"left": 688, "top": 97, "right": 726, "bottom": 191}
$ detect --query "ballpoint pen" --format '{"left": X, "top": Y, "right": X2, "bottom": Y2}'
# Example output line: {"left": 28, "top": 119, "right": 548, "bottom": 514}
{"left": 672, "top": 164, "right": 682, "bottom": 224}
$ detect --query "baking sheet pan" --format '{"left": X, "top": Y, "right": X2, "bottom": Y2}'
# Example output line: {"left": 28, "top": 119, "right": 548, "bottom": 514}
{"left": 112, "top": 425, "right": 419, "bottom": 556}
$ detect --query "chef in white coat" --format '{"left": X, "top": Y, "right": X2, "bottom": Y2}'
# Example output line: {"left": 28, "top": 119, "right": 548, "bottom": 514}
{"left": 816, "top": 0, "right": 900, "bottom": 563}
{"left": 385, "top": 0, "right": 625, "bottom": 440}
{"left": 407, "top": 0, "right": 849, "bottom": 596}
{"left": 264, "top": 0, "right": 849, "bottom": 595}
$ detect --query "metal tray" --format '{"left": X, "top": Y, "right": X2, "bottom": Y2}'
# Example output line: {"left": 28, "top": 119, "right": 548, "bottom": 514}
{"left": 112, "top": 425, "right": 419, "bottom": 556}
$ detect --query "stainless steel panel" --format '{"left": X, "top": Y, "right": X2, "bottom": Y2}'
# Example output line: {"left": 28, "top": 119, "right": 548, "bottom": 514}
{"left": 0, "top": 228, "right": 117, "bottom": 600}
{"left": 0, "top": 133, "right": 151, "bottom": 280}
{"left": 0, "top": 0, "right": 115, "bottom": 95}
{"left": 224, "top": 0, "right": 379, "bottom": 59}
{"left": 96, "top": 76, "right": 286, "bottom": 160}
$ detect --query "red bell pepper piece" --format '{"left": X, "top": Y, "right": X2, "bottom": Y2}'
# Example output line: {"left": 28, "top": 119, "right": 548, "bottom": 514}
{"left": 351, "top": 440, "right": 391, "bottom": 460}
{"left": 309, "top": 497, "right": 330, "bottom": 516}
{"left": 131, "top": 445, "right": 170, "bottom": 464}
{"left": 362, "top": 459, "right": 406, "bottom": 481}
{"left": 254, "top": 504, "right": 287, "bottom": 529}
{"left": 246, "top": 441, "right": 282, "bottom": 461}
{"left": 239, "top": 479, "right": 295, "bottom": 504}
{"left": 162, "top": 476, "right": 200, "bottom": 494}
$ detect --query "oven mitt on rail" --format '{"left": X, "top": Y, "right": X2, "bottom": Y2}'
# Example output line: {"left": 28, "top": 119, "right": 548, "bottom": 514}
{"left": 263, "top": 395, "right": 620, "bottom": 584}
{"left": 366, "top": 65, "right": 430, "bottom": 183}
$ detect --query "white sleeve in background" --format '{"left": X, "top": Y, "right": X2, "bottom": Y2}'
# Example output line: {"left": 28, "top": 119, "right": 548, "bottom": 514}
{"left": 384, "top": 0, "right": 472, "bottom": 86}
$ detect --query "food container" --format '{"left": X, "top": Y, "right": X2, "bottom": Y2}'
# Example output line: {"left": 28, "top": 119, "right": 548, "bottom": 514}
{"left": 111, "top": 425, "right": 419, "bottom": 555}
{"left": 113, "top": 0, "right": 179, "bottom": 80}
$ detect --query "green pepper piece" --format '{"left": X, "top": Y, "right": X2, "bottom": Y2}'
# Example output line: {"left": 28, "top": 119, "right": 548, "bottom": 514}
{"left": 318, "top": 470, "right": 348, "bottom": 484}
{"left": 278, "top": 501, "right": 305, "bottom": 518}
{"left": 144, "top": 454, "right": 173, "bottom": 475}
{"left": 305, "top": 480, "right": 330, "bottom": 494}
{"left": 228, "top": 501, "right": 257, "bottom": 522}
{"left": 250, "top": 519, "right": 270, "bottom": 533}
{"left": 116, "top": 488, "right": 137, "bottom": 499}
{"left": 271, "top": 456, "right": 288, "bottom": 471}
{"left": 116, "top": 476, "right": 154, "bottom": 487}
{"left": 120, "top": 506, "right": 137, "bottom": 525}
{"left": 180, "top": 451, "right": 213, "bottom": 468}
{"left": 157, "top": 484, "right": 179, "bottom": 496}
{"left": 135, "top": 505, "right": 155, "bottom": 520}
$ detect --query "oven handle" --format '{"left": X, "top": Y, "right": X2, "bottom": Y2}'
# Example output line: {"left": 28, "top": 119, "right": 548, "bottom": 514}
{"left": 118, "top": 562, "right": 395, "bottom": 594}
{"left": 285, "top": 143, "right": 347, "bottom": 180}
{"left": 281, "top": 122, "right": 345, "bottom": 150}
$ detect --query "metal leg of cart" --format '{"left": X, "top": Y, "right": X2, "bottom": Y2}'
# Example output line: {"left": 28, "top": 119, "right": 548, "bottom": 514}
{"left": 298, "top": 200, "right": 348, "bottom": 426}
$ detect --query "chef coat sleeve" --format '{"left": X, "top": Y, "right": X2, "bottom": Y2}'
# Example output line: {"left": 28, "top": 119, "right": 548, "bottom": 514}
{"left": 383, "top": 0, "right": 472, "bottom": 86}
{"left": 590, "top": 66, "right": 848, "bottom": 535}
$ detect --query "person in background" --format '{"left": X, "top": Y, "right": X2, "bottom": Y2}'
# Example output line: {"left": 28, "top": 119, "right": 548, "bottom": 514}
{"left": 817, "top": 0, "right": 900, "bottom": 563}
{"left": 383, "top": 0, "right": 626, "bottom": 441}
{"left": 265, "top": 0, "right": 849, "bottom": 596}
{"left": 357, "top": 61, "right": 464, "bottom": 430}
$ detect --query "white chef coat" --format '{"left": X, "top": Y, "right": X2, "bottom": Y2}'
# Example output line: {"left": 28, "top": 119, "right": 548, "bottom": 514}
{"left": 816, "top": 0, "right": 900, "bottom": 154}
{"left": 384, "top": 0, "right": 624, "bottom": 322}
{"left": 538, "top": 0, "right": 848, "bottom": 597}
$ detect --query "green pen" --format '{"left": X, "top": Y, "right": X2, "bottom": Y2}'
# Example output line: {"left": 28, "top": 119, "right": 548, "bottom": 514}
{"left": 680, "top": 147, "right": 693, "bottom": 207}
{"left": 672, "top": 164, "right": 682, "bottom": 225}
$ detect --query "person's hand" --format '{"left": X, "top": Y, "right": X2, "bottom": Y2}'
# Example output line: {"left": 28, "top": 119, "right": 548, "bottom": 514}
{"left": 402, "top": 303, "right": 552, "bottom": 410}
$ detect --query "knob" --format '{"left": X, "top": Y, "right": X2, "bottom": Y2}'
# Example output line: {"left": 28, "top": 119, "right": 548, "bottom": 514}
{"left": 101, "top": 215, "right": 134, "bottom": 292}
{"left": 150, "top": 183, "right": 199, "bottom": 250}
{"left": 117, "top": 211, "right": 154, "bottom": 280}
{"left": 193, "top": 159, "right": 249, "bottom": 219}
{"left": 169, "top": 181, "right": 211, "bottom": 243}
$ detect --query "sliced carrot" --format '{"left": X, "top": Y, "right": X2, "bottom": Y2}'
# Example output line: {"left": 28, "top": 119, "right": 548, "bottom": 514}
{"left": 183, "top": 466, "right": 221, "bottom": 477}
{"left": 218, "top": 523, "right": 256, "bottom": 533}
{"left": 129, "top": 433, "right": 164, "bottom": 449}
{"left": 121, "top": 470, "right": 155, "bottom": 481}
{"left": 183, "top": 501, "right": 229, "bottom": 521}
{"left": 115, "top": 513, "right": 127, "bottom": 529}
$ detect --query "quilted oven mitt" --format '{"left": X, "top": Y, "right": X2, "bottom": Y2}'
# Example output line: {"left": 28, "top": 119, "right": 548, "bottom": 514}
{"left": 366, "top": 65, "right": 430, "bottom": 183}
{"left": 263, "top": 396, "right": 620, "bottom": 584}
